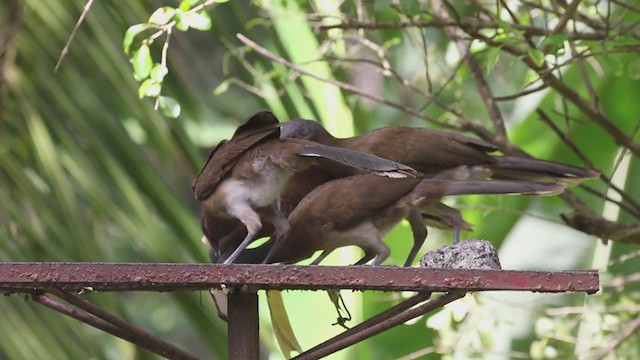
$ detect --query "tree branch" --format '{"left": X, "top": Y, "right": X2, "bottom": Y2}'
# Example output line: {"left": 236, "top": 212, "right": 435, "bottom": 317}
{"left": 316, "top": 19, "right": 608, "bottom": 41}
{"left": 55, "top": 0, "right": 94, "bottom": 72}
{"left": 552, "top": 0, "right": 583, "bottom": 34}
{"left": 236, "top": 33, "right": 486, "bottom": 133}
{"left": 589, "top": 313, "right": 640, "bottom": 359}
{"left": 428, "top": 0, "right": 508, "bottom": 149}
{"left": 468, "top": 31, "right": 640, "bottom": 157}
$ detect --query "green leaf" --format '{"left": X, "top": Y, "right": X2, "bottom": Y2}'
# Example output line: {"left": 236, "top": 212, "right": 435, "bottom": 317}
{"left": 148, "top": 7, "right": 176, "bottom": 25}
{"left": 614, "top": 36, "right": 640, "bottom": 46}
{"left": 606, "top": 56, "right": 625, "bottom": 77}
{"left": 213, "top": 79, "right": 231, "bottom": 95}
{"left": 132, "top": 44, "right": 153, "bottom": 81}
{"left": 627, "top": 58, "right": 640, "bottom": 80}
{"left": 184, "top": 11, "right": 212, "bottom": 31}
{"left": 158, "top": 96, "right": 181, "bottom": 118}
{"left": 123, "top": 24, "right": 149, "bottom": 54}
{"left": 174, "top": 10, "right": 189, "bottom": 31}
{"left": 541, "top": 34, "right": 568, "bottom": 55}
{"left": 527, "top": 48, "right": 545, "bottom": 67}
{"left": 374, "top": 0, "right": 393, "bottom": 11}
{"left": 400, "top": 0, "right": 420, "bottom": 16}
{"left": 138, "top": 79, "right": 161, "bottom": 98}
{"left": 383, "top": 36, "right": 402, "bottom": 50}
{"left": 150, "top": 64, "right": 169, "bottom": 82}
{"left": 485, "top": 46, "right": 502, "bottom": 74}
{"left": 178, "top": 0, "right": 192, "bottom": 11}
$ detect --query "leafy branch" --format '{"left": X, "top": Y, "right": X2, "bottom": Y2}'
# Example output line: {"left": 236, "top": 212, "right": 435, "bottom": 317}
{"left": 123, "top": 0, "right": 227, "bottom": 118}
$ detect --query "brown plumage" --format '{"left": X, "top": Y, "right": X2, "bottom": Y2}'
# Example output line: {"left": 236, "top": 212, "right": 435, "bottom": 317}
{"left": 273, "top": 119, "right": 599, "bottom": 264}
{"left": 258, "top": 174, "right": 567, "bottom": 266}
{"left": 193, "top": 111, "right": 416, "bottom": 265}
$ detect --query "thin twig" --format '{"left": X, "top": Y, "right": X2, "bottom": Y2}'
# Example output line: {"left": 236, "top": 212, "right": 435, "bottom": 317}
{"left": 547, "top": 304, "right": 640, "bottom": 316}
{"left": 237, "top": 33, "right": 473, "bottom": 132}
{"left": 316, "top": 19, "right": 608, "bottom": 40}
{"left": 153, "top": 27, "right": 172, "bottom": 111}
{"left": 319, "top": 55, "right": 477, "bottom": 130}
{"left": 588, "top": 314, "right": 640, "bottom": 359}
{"left": 608, "top": 248, "right": 640, "bottom": 266}
{"left": 468, "top": 31, "right": 640, "bottom": 156}
{"left": 610, "top": 0, "right": 640, "bottom": 14}
{"left": 552, "top": 0, "right": 583, "bottom": 34}
{"left": 537, "top": 109, "right": 640, "bottom": 219}
{"left": 493, "top": 84, "right": 548, "bottom": 102}
{"left": 428, "top": 0, "right": 508, "bottom": 148}
{"left": 55, "top": 0, "right": 94, "bottom": 72}
{"left": 521, "top": 0, "right": 605, "bottom": 31}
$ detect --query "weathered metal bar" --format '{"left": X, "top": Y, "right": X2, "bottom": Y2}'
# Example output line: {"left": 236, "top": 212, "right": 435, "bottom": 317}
{"left": 298, "top": 291, "right": 433, "bottom": 358}
{"left": 0, "top": 263, "right": 600, "bottom": 294}
{"left": 294, "top": 291, "right": 466, "bottom": 360}
{"left": 46, "top": 287, "right": 198, "bottom": 360}
{"left": 32, "top": 294, "right": 198, "bottom": 360}
{"left": 228, "top": 289, "right": 260, "bottom": 360}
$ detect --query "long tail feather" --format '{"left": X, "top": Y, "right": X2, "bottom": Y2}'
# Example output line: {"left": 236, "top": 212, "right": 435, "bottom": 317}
{"left": 491, "top": 157, "right": 599, "bottom": 184}
{"left": 415, "top": 179, "right": 568, "bottom": 197}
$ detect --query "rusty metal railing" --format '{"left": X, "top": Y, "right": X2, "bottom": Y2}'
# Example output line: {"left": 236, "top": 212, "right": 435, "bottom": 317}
{"left": 0, "top": 263, "right": 599, "bottom": 359}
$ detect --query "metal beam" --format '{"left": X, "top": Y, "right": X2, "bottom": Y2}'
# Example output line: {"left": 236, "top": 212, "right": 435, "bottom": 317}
{"left": 228, "top": 289, "right": 260, "bottom": 360}
{"left": 0, "top": 263, "right": 600, "bottom": 294}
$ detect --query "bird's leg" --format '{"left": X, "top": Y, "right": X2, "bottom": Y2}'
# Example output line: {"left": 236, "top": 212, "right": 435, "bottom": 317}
{"left": 260, "top": 203, "right": 291, "bottom": 264}
{"left": 441, "top": 205, "right": 465, "bottom": 244}
{"left": 421, "top": 202, "right": 469, "bottom": 245}
{"left": 354, "top": 250, "right": 375, "bottom": 265}
{"left": 216, "top": 224, "right": 249, "bottom": 263}
{"left": 367, "top": 239, "right": 391, "bottom": 266}
{"left": 262, "top": 202, "right": 290, "bottom": 237}
{"left": 356, "top": 242, "right": 390, "bottom": 266}
{"left": 404, "top": 209, "right": 428, "bottom": 267}
{"left": 222, "top": 204, "right": 262, "bottom": 265}
{"left": 370, "top": 245, "right": 391, "bottom": 266}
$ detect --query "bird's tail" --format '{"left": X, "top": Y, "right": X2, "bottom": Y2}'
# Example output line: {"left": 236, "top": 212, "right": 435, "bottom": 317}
{"left": 414, "top": 179, "right": 568, "bottom": 199}
{"left": 297, "top": 143, "right": 418, "bottom": 178}
{"left": 490, "top": 157, "right": 599, "bottom": 185}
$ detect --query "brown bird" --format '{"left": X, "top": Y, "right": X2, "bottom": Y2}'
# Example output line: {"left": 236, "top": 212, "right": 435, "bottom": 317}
{"left": 254, "top": 174, "right": 569, "bottom": 265}
{"left": 272, "top": 119, "right": 599, "bottom": 265}
{"left": 193, "top": 111, "right": 416, "bottom": 265}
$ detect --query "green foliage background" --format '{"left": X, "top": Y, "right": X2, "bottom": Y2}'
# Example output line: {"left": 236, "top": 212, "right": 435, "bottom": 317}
{"left": 1, "top": 0, "right": 638, "bottom": 359}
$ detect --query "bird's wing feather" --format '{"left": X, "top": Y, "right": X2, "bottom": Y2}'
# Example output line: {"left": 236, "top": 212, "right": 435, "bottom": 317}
{"left": 192, "top": 111, "right": 281, "bottom": 200}
{"left": 343, "top": 127, "right": 498, "bottom": 172}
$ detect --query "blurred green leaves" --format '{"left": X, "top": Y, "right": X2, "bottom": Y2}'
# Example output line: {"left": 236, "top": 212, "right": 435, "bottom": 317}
{"left": 122, "top": 1, "right": 216, "bottom": 118}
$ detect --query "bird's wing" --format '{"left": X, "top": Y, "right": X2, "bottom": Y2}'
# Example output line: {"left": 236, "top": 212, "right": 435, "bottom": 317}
{"left": 290, "top": 174, "right": 420, "bottom": 232}
{"left": 343, "top": 127, "right": 499, "bottom": 172}
{"left": 192, "top": 111, "right": 281, "bottom": 200}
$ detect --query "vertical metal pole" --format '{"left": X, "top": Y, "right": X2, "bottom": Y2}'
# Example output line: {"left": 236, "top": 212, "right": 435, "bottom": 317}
{"left": 228, "top": 289, "right": 259, "bottom": 360}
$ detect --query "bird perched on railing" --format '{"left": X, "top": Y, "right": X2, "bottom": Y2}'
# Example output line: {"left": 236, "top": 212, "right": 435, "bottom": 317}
{"left": 201, "top": 116, "right": 598, "bottom": 266}
{"left": 268, "top": 118, "right": 599, "bottom": 265}
{"left": 193, "top": 111, "right": 417, "bottom": 265}
{"left": 228, "top": 175, "right": 565, "bottom": 265}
